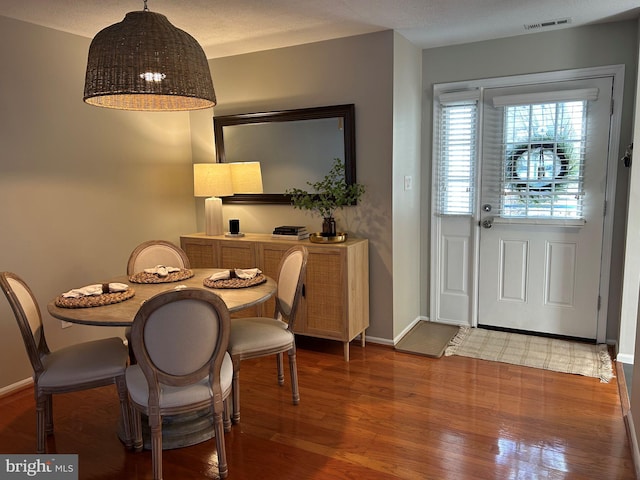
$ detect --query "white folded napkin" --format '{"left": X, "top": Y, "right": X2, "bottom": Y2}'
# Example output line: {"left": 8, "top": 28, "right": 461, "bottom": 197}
{"left": 208, "top": 268, "right": 262, "bottom": 282}
{"left": 109, "top": 282, "right": 129, "bottom": 292}
{"left": 143, "top": 265, "right": 181, "bottom": 277}
{"left": 208, "top": 270, "right": 231, "bottom": 281}
{"left": 62, "top": 283, "right": 129, "bottom": 298}
{"left": 235, "top": 268, "right": 262, "bottom": 279}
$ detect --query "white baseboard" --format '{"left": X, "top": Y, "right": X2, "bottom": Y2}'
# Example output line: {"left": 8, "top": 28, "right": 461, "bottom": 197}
{"left": 617, "top": 353, "right": 635, "bottom": 364}
{"left": 0, "top": 378, "right": 32, "bottom": 398}
{"left": 393, "top": 317, "right": 425, "bottom": 345}
{"left": 625, "top": 411, "right": 640, "bottom": 479}
{"left": 365, "top": 335, "right": 394, "bottom": 346}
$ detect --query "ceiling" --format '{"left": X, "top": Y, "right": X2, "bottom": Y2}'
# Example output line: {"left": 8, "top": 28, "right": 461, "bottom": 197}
{"left": 0, "top": 0, "right": 638, "bottom": 59}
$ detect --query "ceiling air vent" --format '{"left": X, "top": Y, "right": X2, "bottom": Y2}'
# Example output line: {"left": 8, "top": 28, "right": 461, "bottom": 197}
{"left": 524, "top": 17, "right": 572, "bottom": 31}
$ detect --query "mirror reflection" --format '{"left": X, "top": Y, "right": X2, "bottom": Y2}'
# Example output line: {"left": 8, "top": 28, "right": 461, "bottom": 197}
{"left": 214, "top": 104, "right": 356, "bottom": 204}
{"left": 222, "top": 118, "right": 344, "bottom": 193}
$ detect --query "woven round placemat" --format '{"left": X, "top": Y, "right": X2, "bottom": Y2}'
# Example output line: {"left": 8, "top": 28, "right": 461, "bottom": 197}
{"left": 203, "top": 274, "right": 267, "bottom": 289}
{"left": 128, "top": 268, "right": 194, "bottom": 284}
{"left": 54, "top": 288, "right": 135, "bottom": 309}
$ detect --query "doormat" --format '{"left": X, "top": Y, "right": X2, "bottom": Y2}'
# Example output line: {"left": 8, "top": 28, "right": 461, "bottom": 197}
{"left": 444, "top": 327, "right": 614, "bottom": 382}
{"left": 395, "top": 321, "right": 460, "bottom": 358}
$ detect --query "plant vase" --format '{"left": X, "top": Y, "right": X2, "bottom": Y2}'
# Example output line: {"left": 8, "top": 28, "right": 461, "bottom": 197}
{"left": 322, "top": 217, "right": 337, "bottom": 237}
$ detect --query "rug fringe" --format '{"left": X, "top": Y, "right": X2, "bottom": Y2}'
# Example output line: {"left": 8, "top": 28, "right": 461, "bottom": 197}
{"left": 444, "top": 326, "right": 469, "bottom": 356}
{"left": 597, "top": 345, "right": 614, "bottom": 383}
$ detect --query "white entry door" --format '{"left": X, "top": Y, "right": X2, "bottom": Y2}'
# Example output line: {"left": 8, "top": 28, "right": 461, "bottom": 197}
{"left": 477, "top": 77, "right": 613, "bottom": 339}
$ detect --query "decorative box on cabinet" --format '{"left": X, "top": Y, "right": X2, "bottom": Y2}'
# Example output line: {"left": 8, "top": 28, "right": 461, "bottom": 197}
{"left": 180, "top": 233, "right": 369, "bottom": 361}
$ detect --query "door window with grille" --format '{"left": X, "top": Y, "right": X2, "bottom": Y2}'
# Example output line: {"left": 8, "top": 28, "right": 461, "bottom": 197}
{"left": 488, "top": 88, "right": 598, "bottom": 221}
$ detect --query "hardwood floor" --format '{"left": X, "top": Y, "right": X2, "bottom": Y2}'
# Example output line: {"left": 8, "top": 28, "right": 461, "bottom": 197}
{"left": 0, "top": 338, "right": 635, "bottom": 479}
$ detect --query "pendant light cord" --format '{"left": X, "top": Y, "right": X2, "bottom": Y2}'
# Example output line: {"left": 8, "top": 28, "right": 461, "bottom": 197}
{"left": 143, "top": 0, "right": 149, "bottom": 12}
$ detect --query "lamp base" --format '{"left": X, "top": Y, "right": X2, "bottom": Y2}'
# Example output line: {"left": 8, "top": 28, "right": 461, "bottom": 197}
{"left": 204, "top": 197, "right": 224, "bottom": 236}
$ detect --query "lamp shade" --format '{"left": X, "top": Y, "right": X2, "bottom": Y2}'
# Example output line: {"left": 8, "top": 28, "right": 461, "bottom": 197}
{"left": 83, "top": 9, "right": 216, "bottom": 111}
{"left": 193, "top": 164, "right": 234, "bottom": 197}
{"left": 229, "top": 162, "right": 264, "bottom": 193}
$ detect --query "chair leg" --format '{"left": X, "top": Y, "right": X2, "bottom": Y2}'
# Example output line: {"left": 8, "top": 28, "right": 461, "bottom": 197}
{"left": 288, "top": 348, "right": 300, "bottom": 405}
{"left": 223, "top": 398, "right": 232, "bottom": 432}
{"left": 231, "top": 374, "right": 240, "bottom": 423}
{"left": 45, "top": 394, "right": 53, "bottom": 435}
{"left": 36, "top": 394, "right": 47, "bottom": 454}
{"left": 276, "top": 352, "right": 285, "bottom": 385}
{"left": 214, "top": 411, "right": 228, "bottom": 479}
{"left": 149, "top": 414, "right": 163, "bottom": 480}
{"left": 115, "top": 375, "right": 133, "bottom": 449}
{"left": 232, "top": 358, "right": 241, "bottom": 423}
{"left": 131, "top": 408, "right": 143, "bottom": 452}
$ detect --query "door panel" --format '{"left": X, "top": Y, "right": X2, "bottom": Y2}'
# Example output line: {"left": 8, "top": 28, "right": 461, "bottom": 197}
{"left": 499, "top": 239, "right": 527, "bottom": 303}
{"left": 433, "top": 217, "right": 474, "bottom": 324}
{"left": 478, "top": 77, "right": 613, "bottom": 339}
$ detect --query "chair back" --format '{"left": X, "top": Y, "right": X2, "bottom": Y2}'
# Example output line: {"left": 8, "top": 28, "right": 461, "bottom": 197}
{"left": 127, "top": 240, "right": 191, "bottom": 275}
{"left": 0, "top": 272, "right": 48, "bottom": 375}
{"left": 274, "top": 246, "right": 308, "bottom": 331}
{"left": 129, "top": 288, "right": 230, "bottom": 409}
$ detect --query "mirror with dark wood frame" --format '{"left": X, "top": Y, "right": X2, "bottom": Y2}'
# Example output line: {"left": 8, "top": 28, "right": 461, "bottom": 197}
{"left": 214, "top": 104, "right": 356, "bottom": 204}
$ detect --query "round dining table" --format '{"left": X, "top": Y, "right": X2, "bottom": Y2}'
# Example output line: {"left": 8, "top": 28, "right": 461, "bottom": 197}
{"left": 46, "top": 268, "right": 276, "bottom": 451}
{"left": 47, "top": 268, "right": 276, "bottom": 326}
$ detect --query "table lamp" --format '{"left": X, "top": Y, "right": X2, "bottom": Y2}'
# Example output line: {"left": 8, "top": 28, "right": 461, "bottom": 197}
{"left": 229, "top": 162, "right": 264, "bottom": 193}
{"left": 193, "top": 163, "right": 234, "bottom": 236}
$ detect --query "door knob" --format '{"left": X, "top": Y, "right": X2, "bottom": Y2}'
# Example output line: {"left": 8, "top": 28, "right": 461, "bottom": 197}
{"left": 482, "top": 219, "right": 493, "bottom": 229}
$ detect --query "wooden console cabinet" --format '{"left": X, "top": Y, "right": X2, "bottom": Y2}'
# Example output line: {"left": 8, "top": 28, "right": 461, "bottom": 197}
{"left": 180, "top": 233, "right": 369, "bottom": 361}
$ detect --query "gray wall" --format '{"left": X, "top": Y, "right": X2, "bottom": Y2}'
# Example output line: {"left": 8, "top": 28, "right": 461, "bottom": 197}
{"left": 191, "top": 31, "right": 397, "bottom": 341}
{"left": 392, "top": 33, "right": 423, "bottom": 339}
{"left": 420, "top": 20, "right": 639, "bottom": 341}
{"left": 0, "top": 16, "right": 198, "bottom": 390}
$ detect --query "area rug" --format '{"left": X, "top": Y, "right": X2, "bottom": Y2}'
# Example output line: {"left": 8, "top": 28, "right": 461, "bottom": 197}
{"left": 395, "top": 321, "right": 460, "bottom": 358}
{"left": 444, "top": 327, "right": 614, "bottom": 382}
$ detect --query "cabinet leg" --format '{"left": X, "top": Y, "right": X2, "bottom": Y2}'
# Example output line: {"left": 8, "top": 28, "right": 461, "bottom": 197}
{"left": 343, "top": 342, "right": 350, "bottom": 362}
{"left": 361, "top": 331, "right": 366, "bottom": 348}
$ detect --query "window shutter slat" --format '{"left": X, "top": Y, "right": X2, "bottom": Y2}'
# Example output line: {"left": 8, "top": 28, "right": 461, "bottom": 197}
{"left": 496, "top": 100, "right": 588, "bottom": 219}
{"left": 435, "top": 97, "right": 478, "bottom": 215}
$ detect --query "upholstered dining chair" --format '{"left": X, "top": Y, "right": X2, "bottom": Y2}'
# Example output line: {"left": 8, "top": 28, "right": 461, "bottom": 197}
{"left": 227, "top": 245, "right": 308, "bottom": 423}
{"left": 126, "top": 239, "right": 191, "bottom": 276}
{"left": 125, "top": 240, "right": 191, "bottom": 363}
{"left": 126, "top": 288, "right": 232, "bottom": 480}
{"left": 0, "top": 271, "right": 133, "bottom": 454}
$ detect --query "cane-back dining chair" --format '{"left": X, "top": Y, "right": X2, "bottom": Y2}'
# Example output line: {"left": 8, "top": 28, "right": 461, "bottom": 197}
{"left": 126, "top": 288, "right": 232, "bottom": 480}
{"left": 0, "top": 271, "right": 133, "bottom": 453}
{"left": 227, "top": 245, "right": 308, "bottom": 423}
{"left": 126, "top": 240, "right": 191, "bottom": 275}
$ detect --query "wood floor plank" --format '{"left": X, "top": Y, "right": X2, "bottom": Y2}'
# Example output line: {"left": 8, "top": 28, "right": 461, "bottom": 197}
{"left": 0, "top": 340, "right": 634, "bottom": 479}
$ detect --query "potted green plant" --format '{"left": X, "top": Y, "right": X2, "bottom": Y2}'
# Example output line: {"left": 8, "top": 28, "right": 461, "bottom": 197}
{"left": 286, "top": 158, "right": 365, "bottom": 239}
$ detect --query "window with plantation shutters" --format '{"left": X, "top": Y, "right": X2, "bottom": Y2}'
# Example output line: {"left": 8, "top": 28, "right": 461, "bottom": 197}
{"left": 434, "top": 91, "right": 479, "bottom": 215}
{"left": 487, "top": 88, "right": 597, "bottom": 220}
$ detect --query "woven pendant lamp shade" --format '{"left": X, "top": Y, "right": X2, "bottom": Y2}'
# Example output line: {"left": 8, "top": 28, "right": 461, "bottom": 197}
{"left": 83, "top": 10, "right": 216, "bottom": 111}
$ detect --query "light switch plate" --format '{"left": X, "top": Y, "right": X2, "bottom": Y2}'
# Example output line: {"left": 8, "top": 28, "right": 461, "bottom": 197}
{"left": 404, "top": 175, "right": 413, "bottom": 191}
